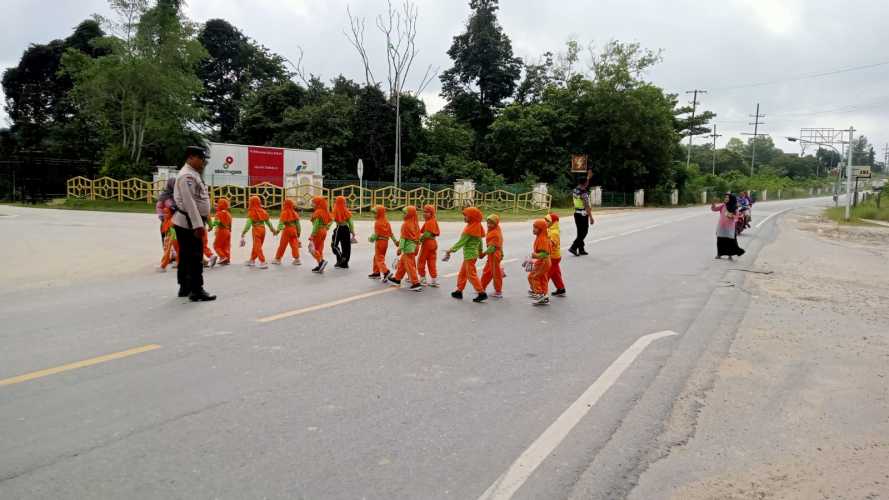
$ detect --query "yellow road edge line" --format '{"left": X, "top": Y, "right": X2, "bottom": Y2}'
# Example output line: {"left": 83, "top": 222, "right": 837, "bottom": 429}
{"left": 0, "top": 344, "right": 162, "bottom": 387}
{"left": 257, "top": 288, "right": 397, "bottom": 323}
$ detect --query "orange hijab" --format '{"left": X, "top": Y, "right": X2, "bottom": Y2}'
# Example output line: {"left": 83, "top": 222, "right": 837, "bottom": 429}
{"left": 421, "top": 204, "right": 440, "bottom": 236}
{"left": 533, "top": 219, "right": 551, "bottom": 255}
{"left": 161, "top": 207, "right": 174, "bottom": 234}
{"left": 247, "top": 195, "right": 269, "bottom": 222}
{"left": 401, "top": 205, "right": 421, "bottom": 241}
{"left": 462, "top": 207, "right": 485, "bottom": 238}
{"left": 332, "top": 195, "right": 352, "bottom": 223}
{"left": 312, "top": 196, "right": 332, "bottom": 224}
{"left": 486, "top": 214, "right": 503, "bottom": 248}
{"left": 374, "top": 205, "right": 393, "bottom": 238}
{"left": 215, "top": 197, "right": 232, "bottom": 227}
{"left": 280, "top": 198, "right": 299, "bottom": 223}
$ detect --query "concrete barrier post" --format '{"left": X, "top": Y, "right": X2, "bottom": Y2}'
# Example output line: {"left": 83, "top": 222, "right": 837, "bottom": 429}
{"left": 671, "top": 189, "right": 679, "bottom": 205}
{"left": 634, "top": 189, "right": 645, "bottom": 207}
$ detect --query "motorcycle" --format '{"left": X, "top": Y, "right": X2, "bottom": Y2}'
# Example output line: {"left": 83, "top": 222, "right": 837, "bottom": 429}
{"left": 735, "top": 207, "right": 750, "bottom": 236}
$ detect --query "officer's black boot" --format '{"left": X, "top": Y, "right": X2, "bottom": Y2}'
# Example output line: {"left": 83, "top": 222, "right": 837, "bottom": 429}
{"left": 189, "top": 289, "right": 217, "bottom": 302}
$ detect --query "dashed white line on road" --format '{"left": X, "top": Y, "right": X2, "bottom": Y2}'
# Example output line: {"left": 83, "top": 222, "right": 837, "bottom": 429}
{"left": 477, "top": 330, "right": 680, "bottom": 500}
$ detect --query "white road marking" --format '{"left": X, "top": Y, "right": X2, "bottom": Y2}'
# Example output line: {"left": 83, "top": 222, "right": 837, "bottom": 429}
{"left": 477, "top": 330, "right": 680, "bottom": 500}
{"left": 754, "top": 208, "right": 795, "bottom": 229}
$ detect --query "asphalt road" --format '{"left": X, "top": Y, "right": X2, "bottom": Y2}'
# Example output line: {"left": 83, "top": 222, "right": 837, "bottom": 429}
{"left": 0, "top": 198, "right": 829, "bottom": 500}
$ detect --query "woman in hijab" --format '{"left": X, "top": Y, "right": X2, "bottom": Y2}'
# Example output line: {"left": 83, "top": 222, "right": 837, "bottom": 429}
{"left": 711, "top": 192, "right": 746, "bottom": 260}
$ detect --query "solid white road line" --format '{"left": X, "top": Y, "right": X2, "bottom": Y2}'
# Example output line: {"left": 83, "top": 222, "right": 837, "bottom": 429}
{"left": 754, "top": 207, "right": 795, "bottom": 229}
{"left": 477, "top": 330, "right": 680, "bottom": 500}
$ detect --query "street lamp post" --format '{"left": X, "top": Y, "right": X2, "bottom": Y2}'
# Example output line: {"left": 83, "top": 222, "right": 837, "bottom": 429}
{"left": 845, "top": 127, "right": 855, "bottom": 221}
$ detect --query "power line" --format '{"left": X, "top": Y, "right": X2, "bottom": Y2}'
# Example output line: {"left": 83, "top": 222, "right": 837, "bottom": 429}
{"left": 709, "top": 60, "right": 889, "bottom": 91}
{"left": 685, "top": 89, "right": 707, "bottom": 170}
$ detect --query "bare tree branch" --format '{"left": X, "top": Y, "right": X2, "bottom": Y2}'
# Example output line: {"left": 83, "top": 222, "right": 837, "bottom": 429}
{"left": 283, "top": 46, "right": 310, "bottom": 86}
{"left": 344, "top": 5, "right": 377, "bottom": 88}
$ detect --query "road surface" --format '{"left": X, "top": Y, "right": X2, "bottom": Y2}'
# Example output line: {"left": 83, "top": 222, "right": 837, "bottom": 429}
{"left": 0, "top": 198, "right": 828, "bottom": 499}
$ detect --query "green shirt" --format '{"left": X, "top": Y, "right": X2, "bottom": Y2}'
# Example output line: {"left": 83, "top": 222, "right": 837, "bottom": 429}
{"left": 449, "top": 234, "right": 484, "bottom": 260}
{"left": 241, "top": 217, "right": 275, "bottom": 237}
{"left": 311, "top": 218, "right": 333, "bottom": 236}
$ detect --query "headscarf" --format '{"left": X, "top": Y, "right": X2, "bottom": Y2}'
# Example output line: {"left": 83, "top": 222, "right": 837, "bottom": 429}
{"left": 216, "top": 197, "right": 229, "bottom": 212}
{"left": 462, "top": 207, "right": 485, "bottom": 238}
{"left": 161, "top": 207, "right": 174, "bottom": 234}
{"left": 312, "top": 196, "right": 332, "bottom": 224}
{"left": 485, "top": 214, "right": 503, "bottom": 249}
{"left": 421, "top": 204, "right": 440, "bottom": 236}
{"left": 248, "top": 195, "right": 269, "bottom": 222}
{"left": 374, "top": 205, "right": 393, "bottom": 238}
{"left": 401, "top": 205, "right": 421, "bottom": 241}
{"left": 332, "top": 195, "right": 352, "bottom": 223}
{"left": 280, "top": 198, "right": 299, "bottom": 223}
{"left": 726, "top": 193, "right": 738, "bottom": 214}
{"left": 545, "top": 213, "right": 561, "bottom": 257}
{"left": 533, "top": 219, "right": 551, "bottom": 255}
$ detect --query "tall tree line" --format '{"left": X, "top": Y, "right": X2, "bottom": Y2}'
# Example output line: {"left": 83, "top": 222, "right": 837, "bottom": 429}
{"left": 2, "top": 0, "right": 835, "bottom": 194}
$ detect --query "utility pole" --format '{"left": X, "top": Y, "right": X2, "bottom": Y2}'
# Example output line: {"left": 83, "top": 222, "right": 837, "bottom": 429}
{"left": 685, "top": 89, "right": 707, "bottom": 170}
{"left": 742, "top": 103, "right": 766, "bottom": 176}
{"left": 709, "top": 124, "right": 722, "bottom": 175}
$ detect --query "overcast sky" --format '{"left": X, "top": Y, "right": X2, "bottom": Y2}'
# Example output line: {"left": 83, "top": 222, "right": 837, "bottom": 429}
{"left": 4, "top": 0, "right": 889, "bottom": 158}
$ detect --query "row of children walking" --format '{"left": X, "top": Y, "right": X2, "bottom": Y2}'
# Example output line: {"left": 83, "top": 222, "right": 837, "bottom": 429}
{"left": 158, "top": 195, "right": 568, "bottom": 305}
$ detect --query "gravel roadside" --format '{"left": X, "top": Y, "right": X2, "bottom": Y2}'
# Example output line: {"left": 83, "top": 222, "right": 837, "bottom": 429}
{"left": 629, "top": 208, "right": 889, "bottom": 500}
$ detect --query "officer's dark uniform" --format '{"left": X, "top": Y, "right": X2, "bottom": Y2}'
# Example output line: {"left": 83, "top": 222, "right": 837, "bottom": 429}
{"left": 172, "top": 146, "right": 216, "bottom": 301}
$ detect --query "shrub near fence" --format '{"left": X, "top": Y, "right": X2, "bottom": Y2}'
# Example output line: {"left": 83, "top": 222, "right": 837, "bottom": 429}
{"left": 66, "top": 177, "right": 552, "bottom": 212}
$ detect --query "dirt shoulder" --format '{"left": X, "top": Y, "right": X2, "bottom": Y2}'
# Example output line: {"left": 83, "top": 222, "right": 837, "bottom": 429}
{"left": 629, "top": 208, "right": 889, "bottom": 500}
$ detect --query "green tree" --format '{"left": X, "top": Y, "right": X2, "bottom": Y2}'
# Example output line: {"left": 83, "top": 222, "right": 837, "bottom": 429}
{"left": 63, "top": 0, "right": 207, "bottom": 174}
{"left": 198, "top": 19, "right": 287, "bottom": 141}
{"left": 440, "top": 0, "right": 522, "bottom": 136}
{"left": 2, "top": 20, "right": 107, "bottom": 153}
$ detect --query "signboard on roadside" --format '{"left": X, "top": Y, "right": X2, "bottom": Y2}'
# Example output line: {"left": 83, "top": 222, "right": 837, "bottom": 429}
{"left": 571, "top": 154, "right": 588, "bottom": 173}
{"left": 853, "top": 167, "right": 872, "bottom": 179}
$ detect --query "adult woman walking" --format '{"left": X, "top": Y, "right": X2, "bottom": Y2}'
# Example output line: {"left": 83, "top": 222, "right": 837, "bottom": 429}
{"left": 711, "top": 193, "right": 746, "bottom": 260}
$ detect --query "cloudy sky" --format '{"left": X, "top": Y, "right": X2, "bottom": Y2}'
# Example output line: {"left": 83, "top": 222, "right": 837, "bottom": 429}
{"left": 4, "top": 0, "right": 889, "bottom": 158}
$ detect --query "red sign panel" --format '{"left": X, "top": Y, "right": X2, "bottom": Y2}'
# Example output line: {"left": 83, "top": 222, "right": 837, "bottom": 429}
{"left": 248, "top": 146, "right": 285, "bottom": 186}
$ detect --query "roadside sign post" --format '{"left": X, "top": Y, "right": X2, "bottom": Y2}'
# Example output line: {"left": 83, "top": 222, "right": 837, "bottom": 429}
{"left": 357, "top": 159, "right": 364, "bottom": 214}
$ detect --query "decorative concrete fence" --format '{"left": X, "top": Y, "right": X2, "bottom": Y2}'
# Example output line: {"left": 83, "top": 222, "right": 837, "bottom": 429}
{"left": 66, "top": 177, "right": 552, "bottom": 213}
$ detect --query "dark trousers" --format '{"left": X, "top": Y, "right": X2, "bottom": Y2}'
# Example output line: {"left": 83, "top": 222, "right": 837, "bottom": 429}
{"left": 331, "top": 225, "right": 352, "bottom": 266}
{"left": 571, "top": 212, "right": 589, "bottom": 252}
{"left": 174, "top": 225, "right": 204, "bottom": 293}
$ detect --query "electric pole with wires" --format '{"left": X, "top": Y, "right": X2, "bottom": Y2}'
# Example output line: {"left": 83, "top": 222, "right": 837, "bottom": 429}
{"left": 685, "top": 89, "right": 707, "bottom": 170}
{"left": 742, "top": 103, "right": 766, "bottom": 175}
{"left": 709, "top": 124, "right": 722, "bottom": 175}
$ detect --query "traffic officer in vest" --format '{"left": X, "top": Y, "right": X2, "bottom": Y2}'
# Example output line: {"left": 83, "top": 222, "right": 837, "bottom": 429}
{"left": 568, "top": 173, "right": 595, "bottom": 256}
{"left": 173, "top": 145, "right": 216, "bottom": 301}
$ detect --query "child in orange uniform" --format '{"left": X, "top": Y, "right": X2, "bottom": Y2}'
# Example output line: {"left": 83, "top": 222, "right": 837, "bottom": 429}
{"left": 240, "top": 195, "right": 277, "bottom": 269}
{"left": 480, "top": 214, "right": 504, "bottom": 298}
{"left": 209, "top": 197, "right": 232, "bottom": 265}
{"left": 545, "top": 213, "right": 565, "bottom": 297}
{"left": 309, "top": 196, "right": 333, "bottom": 273}
{"left": 273, "top": 199, "right": 301, "bottom": 266}
{"left": 368, "top": 206, "right": 398, "bottom": 280}
{"left": 527, "top": 219, "right": 552, "bottom": 306}
{"left": 158, "top": 207, "right": 179, "bottom": 271}
{"left": 444, "top": 207, "right": 487, "bottom": 303}
{"left": 417, "top": 204, "right": 441, "bottom": 287}
{"left": 388, "top": 205, "right": 423, "bottom": 291}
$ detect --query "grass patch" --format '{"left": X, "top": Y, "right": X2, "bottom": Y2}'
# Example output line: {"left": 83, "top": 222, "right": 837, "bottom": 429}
{"left": 824, "top": 198, "right": 889, "bottom": 223}
{"left": 9, "top": 198, "right": 606, "bottom": 222}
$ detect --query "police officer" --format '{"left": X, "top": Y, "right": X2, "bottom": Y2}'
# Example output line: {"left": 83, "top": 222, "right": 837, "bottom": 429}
{"left": 568, "top": 174, "right": 595, "bottom": 256}
{"left": 173, "top": 145, "right": 216, "bottom": 302}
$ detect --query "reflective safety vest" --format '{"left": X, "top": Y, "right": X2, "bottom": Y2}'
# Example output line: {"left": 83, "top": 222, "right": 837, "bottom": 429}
{"left": 573, "top": 190, "right": 586, "bottom": 210}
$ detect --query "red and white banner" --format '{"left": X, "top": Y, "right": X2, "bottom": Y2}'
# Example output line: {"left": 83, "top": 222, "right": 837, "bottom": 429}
{"left": 248, "top": 146, "right": 285, "bottom": 186}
